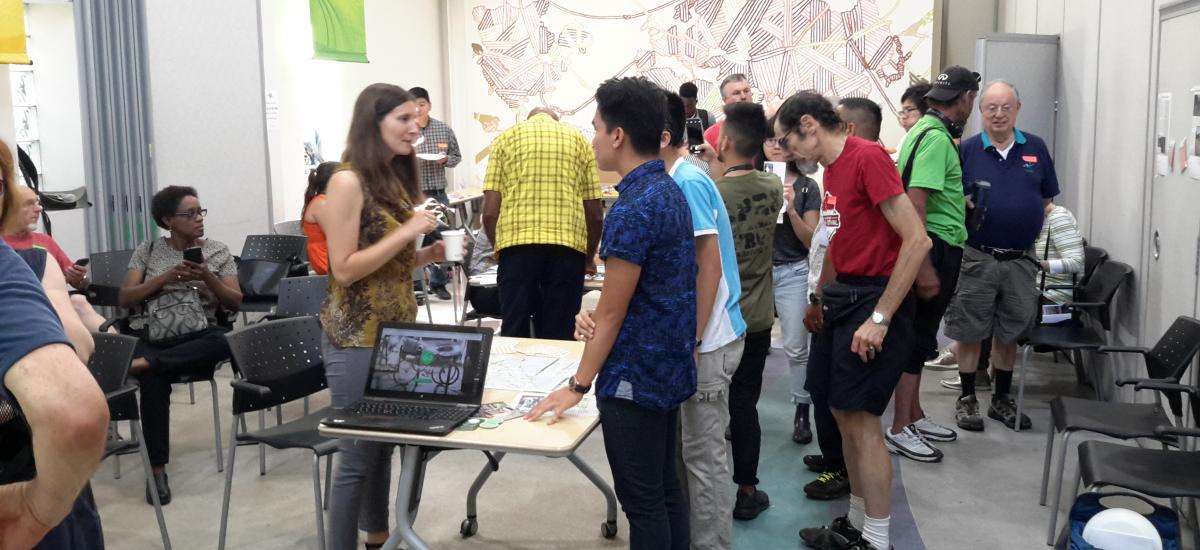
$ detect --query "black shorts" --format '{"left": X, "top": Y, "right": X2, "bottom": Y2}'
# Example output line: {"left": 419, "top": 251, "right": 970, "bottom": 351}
{"left": 906, "top": 235, "right": 963, "bottom": 374}
{"left": 806, "top": 277, "right": 915, "bottom": 416}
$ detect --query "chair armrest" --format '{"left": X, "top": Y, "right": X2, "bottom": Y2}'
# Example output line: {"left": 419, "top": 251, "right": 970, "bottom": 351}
{"left": 1064, "top": 301, "right": 1106, "bottom": 310}
{"left": 1115, "top": 377, "right": 1155, "bottom": 387}
{"left": 1097, "top": 345, "right": 1151, "bottom": 355}
{"left": 105, "top": 384, "right": 138, "bottom": 402}
{"left": 1132, "top": 380, "right": 1199, "bottom": 397}
{"left": 1154, "top": 425, "right": 1200, "bottom": 439}
{"left": 1045, "top": 284, "right": 1081, "bottom": 291}
{"left": 231, "top": 379, "right": 272, "bottom": 397}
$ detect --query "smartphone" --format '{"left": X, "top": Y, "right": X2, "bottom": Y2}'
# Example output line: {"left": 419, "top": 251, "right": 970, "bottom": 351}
{"left": 183, "top": 247, "right": 204, "bottom": 264}
{"left": 74, "top": 258, "right": 90, "bottom": 266}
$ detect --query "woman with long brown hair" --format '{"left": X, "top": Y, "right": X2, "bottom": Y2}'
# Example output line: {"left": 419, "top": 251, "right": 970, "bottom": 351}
{"left": 320, "top": 83, "right": 441, "bottom": 549}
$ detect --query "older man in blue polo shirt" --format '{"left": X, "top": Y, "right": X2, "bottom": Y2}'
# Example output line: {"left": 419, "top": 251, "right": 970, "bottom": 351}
{"left": 945, "top": 79, "right": 1059, "bottom": 432}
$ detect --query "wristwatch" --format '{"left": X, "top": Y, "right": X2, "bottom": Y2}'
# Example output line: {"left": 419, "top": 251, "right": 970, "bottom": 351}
{"left": 809, "top": 292, "right": 821, "bottom": 305}
{"left": 568, "top": 375, "right": 591, "bottom": 395}
{"left": 871, "top": 311, "right": 890, "bottom": 326}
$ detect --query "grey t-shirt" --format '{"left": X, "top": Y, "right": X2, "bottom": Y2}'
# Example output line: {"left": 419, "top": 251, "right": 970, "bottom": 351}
{"left": 128, "top": 236, "right": 237, "bottom": 326}
{"left": 773, "top": 175, "right": 821, "bottom": 265}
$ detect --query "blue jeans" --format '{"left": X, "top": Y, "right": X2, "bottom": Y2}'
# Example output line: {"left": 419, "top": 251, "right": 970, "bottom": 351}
{"left": 323, "top": 336, "right": 393, "bottom": 549}
{"left": 600, "top": 397, "right": 689, "bottom": 550}
{"left": 773, "top": 260, "right": 812, "bottom": 404}
{"left": 426, "top": 190, "right": 450, "bottom": 289}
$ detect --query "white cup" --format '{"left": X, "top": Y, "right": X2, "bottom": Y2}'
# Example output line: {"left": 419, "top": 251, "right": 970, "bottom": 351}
{"left": 442, "top": 229, "right": 465, "bottom": 262}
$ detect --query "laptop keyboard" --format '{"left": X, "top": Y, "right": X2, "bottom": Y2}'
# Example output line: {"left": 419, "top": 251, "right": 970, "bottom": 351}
{"left": 348, "top": 401, "right": 475, "bottom": 422}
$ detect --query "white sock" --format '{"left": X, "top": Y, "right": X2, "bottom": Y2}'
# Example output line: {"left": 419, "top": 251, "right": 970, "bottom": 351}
{"left": 862, "top": 514, "right": 890, "bottom": 549}
{"left": 847, "top": 494, "right": 865, "bottom": 529}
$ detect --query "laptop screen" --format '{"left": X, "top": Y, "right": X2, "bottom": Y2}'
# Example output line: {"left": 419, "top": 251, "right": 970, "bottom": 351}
{"left": 366, "top": 323, "right": 492, "bottom": 404}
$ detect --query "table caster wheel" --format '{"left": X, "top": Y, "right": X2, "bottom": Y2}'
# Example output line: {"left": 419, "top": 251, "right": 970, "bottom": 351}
{"left": 601, "top": 520, "right": 618, "bottom": 539}
{"left": 460, "top": 517, "right": 478, "bottom": 538}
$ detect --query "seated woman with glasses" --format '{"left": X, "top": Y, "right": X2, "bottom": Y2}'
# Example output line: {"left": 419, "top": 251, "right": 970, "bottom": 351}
{"left": 118, "top": 185, "right": 242, "bottom": 506}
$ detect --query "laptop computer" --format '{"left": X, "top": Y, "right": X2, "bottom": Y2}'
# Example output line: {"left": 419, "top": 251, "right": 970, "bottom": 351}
{"left": 322, "top": 322, "right": 492, "bottom": 436}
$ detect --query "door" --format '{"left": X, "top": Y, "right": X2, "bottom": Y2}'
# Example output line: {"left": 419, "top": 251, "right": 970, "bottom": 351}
{"left": 1143, "top": 2, "right": 1200, "bottom": 347}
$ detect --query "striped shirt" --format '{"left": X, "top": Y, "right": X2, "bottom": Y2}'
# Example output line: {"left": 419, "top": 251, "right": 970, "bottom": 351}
{"left": 416, "top": 117, "right": 462, "bottom": 193}
{"left": 1032, "top": 205, "right": 1084, "bottom": 304}
{"left": 483, "top": 113, "right": 601, "bottom": 253}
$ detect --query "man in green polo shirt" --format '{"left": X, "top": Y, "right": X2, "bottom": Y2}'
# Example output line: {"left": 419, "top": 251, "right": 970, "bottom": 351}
{"left": 884, "top": 66, "right": 978, "bottom": 464}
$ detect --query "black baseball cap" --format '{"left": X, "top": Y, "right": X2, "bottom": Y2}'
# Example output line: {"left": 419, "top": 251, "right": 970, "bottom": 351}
{"left": 925, "top": 66, "right": 980, "bottom": 101}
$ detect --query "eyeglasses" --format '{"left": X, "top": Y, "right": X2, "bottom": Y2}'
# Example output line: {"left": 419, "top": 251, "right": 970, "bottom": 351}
{"left": 173, "top": 208, "right": 207, "bottom": 219}
{"left": 983, "top": 104, "right": 1015, "bottom": 114}
{"left": 763, "top": 137, "right": 782, "bottom": 147}
{"left": 900, "top": 106, "right": 921, "bottom": 115}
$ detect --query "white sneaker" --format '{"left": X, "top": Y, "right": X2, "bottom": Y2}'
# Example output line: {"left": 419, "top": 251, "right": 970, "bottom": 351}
{"left": 923, "top": 348, "right": 958, "bottom": 370}
{"left": 913, "top": 417, "right": 958, "bottom": 442}
{"left": 939, "top": 375, "right": 962, "bottom": 390}
{"left": 884, "top": 425, "right": 943, "bottom": 463}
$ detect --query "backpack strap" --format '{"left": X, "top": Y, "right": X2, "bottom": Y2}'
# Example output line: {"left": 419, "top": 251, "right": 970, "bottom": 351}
{"left": 900, "top": 127, "right": 935, "bottom": 189}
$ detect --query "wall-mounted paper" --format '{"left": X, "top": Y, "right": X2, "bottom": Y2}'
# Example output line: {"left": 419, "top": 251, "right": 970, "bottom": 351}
{"left": 1155, "top": 93, "right": 1172, "bottom": 179}
{"left": 1190, "top": 87, "right": 1200, "bottom": 181}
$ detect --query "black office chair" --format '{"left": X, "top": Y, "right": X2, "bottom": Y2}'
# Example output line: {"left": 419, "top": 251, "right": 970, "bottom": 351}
{"left": 1015, "top": 261, "right": 1134, "bottom": 431}
{"left": 237, "top": 234, "right": 309, "bottom": 323}
{"left": 272, "top": 275, "right": 329, "bottom": 319}
{"left": 217, "top": 316, "right": 337, "bottom": 550}
{"left": 85, "top": 249, "right": 136, "bottom": 311}
{"left": 1063, "top": 383, "right": 1200, "bottom": 550}
{"left": 86, "top": 332, "right": 171, "bottom": 549}
{"left": 1041, "top": 315, "right": 1200, "bottom": 544}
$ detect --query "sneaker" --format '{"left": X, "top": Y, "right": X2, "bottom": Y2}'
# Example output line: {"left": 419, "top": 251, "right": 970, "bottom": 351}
{"left": 884, "top": 425, "right": 943, "bottom": 462}
{"left": 912, "top": 417, "right": 958, "bottom": 442}
{"left": 800, "top": 515, "right": 861, "bottom": 549}
{"left": 940, "top": 373, "right": 991, "bottom": 391}
{"left": 955, "top": 394, "right": 985, "bottom": 431}
{"left": 923, "top": 348, "right": 958, "bottom": 370}
{"left": 433, "top": 286, "right": 452, "bottom": 301}
{"left": 803, "top": 454, "right": 842, "bottom": 473}
{"left": 988, "top": 395, "right": 1032, "bottom": 430}
{"left": 733, "top": 488, "right": 770, "bottom": 520}
{"left": 804, "top": 469, "right": 851, "bottom": 500}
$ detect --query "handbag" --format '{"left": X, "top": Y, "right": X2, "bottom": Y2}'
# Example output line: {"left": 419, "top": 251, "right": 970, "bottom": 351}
{"left": 237, "top": 258, "right": 290, "bottom": 301}
{"left": 143, "top": 239, "right": 210, "bottom": 343}
{"left": 1064, "top": 492, "right": 1178, "bottom": 550}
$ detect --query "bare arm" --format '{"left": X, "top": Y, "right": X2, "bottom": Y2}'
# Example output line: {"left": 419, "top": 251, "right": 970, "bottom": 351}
{"left": 0, "top": 344, "right": 108, "bottom": 547}
{"left": 40, "top": 261, "right": 94, "bottom": 363}
{"left": 788, "top": 210, "right": 819, "bottom": 248}
{"left": 323, "top": 171, "right": 436, "bottom": 287}
{"left": 906, "top": 187, "right": 940, "bottom": 299}
{"left": 198, "top": 268, "right": 242, "bottom": 310}
{"left": 583, "top": 199, "right": 604, "bottom": 264}
{"left": 118, "top": 267, "right": 172, "bottom": 307}
{"left": 694, "top": 234, "right": 720, "bottom": 341}
{"left": 482, "top": 190, "right": 501, "bottom": 247}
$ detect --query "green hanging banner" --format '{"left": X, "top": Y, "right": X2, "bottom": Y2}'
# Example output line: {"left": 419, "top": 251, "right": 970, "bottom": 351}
{"left": 310, "top": 0, "right": 368, "bottom": 63}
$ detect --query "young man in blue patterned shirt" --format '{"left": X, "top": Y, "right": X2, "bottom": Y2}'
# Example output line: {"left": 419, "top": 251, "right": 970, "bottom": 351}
{"left": 526, "top": 77, "right": 697, "bottom": 550}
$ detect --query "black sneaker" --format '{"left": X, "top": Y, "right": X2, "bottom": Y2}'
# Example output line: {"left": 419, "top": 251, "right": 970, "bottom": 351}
{"left": 145, "top": 471, "right": 171, "bottom": 506}
{"left": 793, "top": 403, "right": 813, "bottom": 444}
{"left": 955, "top": 394, "right": 985, "bottom": 432}
{"left": 804, "top": 454, "right": 842, "bottom": 473}
{"left": 799, "top": 516, "right": 860, "bottom": 550}
{"left": 988, "top": 395, "right": 1032, "bottom": 430}
{"left": 804, "top": 468, "right": 850, "bottom": 500}
{"left": 433, "top": 286, "right": 452, "bottom": 301}
{"left": 732, "top": 488, "right": 769, "bottom": 520}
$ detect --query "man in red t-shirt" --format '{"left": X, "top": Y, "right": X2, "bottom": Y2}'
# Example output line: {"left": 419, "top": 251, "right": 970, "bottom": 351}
{"left": 1, "top": 186, "right": 88, "bottom": 290}
{"left": 702, "top": 73, "right": 754, "bottom": 150}
{"left": 777, "top": 92, "right": 931, "bottom": 550}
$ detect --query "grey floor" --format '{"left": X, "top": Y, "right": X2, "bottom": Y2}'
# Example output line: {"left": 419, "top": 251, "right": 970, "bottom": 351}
{"left": 90, "top": 296, "right": 1191, "bottom": 549}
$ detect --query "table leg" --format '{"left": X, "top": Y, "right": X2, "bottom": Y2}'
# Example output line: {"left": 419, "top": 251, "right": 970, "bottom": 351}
{"left": 464, "top": 452, "right": 506, "bottom": 526}
{"left": 381, "top": 445, "right": 432, "bottom": 550}
{"left": 567, "top": 453, "right": 619, "bottom": 530}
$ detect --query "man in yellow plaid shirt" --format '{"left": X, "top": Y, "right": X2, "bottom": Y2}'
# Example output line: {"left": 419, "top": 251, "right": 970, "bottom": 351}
{"left": 482, "top": 108, "right": 604, "bottom": 339}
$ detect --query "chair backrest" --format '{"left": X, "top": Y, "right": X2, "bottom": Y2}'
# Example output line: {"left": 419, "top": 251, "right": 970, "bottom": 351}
{"left": 273, "top": 220, "right": 304, "bottom": 236}
{"left": 86, "top": 332, "right": 139, "bottom": 394}
{"left": 224, "top": 317, "right": 326, "bottom": 413}
{"left": 240, "top": 234, "right": 307, "bottom": 263}
{"left": 87, "top": 249, "right": 136, "bottom": 307}
{"left": 1081, "top": 246, "right": 1109, "bottom": 288}
{"left": 1145, "top": 316, "right": 1200, "bottom": 380}
{"left": 1078, "top": 260, "right": 1133, "bottom": 331}
{"left": 274, "top": 275, "right": 329, "bottom": 318}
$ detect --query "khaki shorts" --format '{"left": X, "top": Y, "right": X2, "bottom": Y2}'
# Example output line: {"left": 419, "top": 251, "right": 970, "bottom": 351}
{"left": 944, "top": 245, "right": 1040, "bottom": 344}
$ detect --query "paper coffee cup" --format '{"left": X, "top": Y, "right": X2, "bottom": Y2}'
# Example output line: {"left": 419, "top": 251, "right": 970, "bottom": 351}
{"left": 442, "top": 229, "right": 465, "bottom": 262}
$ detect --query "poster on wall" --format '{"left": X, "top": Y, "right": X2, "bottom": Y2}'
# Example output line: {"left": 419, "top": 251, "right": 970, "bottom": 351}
{"left": 1155, "top": 92, "right": 1171, "bottom": 177}
{"left": 456, "top": 0, "right": 934, "bottom": 185}
{"left": 1189, "top": 86, "right": 1200, "bottom": 181}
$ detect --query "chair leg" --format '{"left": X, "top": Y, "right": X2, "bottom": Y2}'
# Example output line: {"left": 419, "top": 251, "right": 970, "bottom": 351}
{"left": 1045, "top": 431, "right": 1074, "bottom": 545}
{"left": 188, "top": 382, "right": 196, "bottom": 405}
{"left": 311, "top": 455, "right": 327, "bottom": 550}
{"left": 209, "top": 379, "right": 223, "bottom": 473}
{"left": 276, "top": 406, "right": 283, "bottom": 426}
{"left": 258, "top": 410, "right": 267, "bottom": 475}
{"left": 1039, "top": 425, "right": 1056, "bottom": 505}
{"left": 1016, "top": 345, "right": 1030, "bottom": 433}
{"left": 217, "top": 416, "right": 241, "bottom": 550}
{"left": 134, "top": 420, "right": 171, "bottom": 550}
{"left": 304, "top": 396, "right": 310, "bottom": 416}
{"left": 324, "top": 454, "right": 333, "bottom": 510}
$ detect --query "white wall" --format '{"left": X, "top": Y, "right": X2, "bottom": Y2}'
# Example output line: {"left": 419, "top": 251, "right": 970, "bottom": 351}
{"left": 259, "top": 0, "right": 448, "bottom": 224}
{"left": 144, "top": 0, "right": 272, "bottom": 254}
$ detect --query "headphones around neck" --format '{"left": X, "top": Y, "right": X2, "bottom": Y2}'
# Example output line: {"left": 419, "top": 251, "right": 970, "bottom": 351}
{"left": 927, "top": 108, "right": 964, "bottom": 139}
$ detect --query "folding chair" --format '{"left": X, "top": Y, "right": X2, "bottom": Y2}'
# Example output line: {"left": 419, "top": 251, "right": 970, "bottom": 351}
{"left": 272, "top": 219, "right": 305, "bottom": 236}
{"left": 238, "top": 234, "right": 309, "bottom": 324}
{"left": 217, "top": 317, "right": 337, "bottom": 550}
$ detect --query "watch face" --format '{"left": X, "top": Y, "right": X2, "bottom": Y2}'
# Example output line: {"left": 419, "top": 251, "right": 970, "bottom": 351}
{"left": 872, "top": 312, "right": 884, "bottom": 324}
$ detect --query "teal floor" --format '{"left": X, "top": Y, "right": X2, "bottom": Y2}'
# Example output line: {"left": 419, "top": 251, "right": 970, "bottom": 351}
{"left": 732, "top": 349, "right": 926, "bottom": 549}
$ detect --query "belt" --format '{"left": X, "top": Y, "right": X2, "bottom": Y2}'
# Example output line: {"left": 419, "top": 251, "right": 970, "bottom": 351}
{"left": 969, "top": 243, "right": 1027, "bottom": 262}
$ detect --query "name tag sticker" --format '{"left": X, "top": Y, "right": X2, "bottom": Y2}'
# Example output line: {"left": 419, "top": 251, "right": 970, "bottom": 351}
{"left": 1022, "top": 155, "right": 1038, "bottom": 163}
